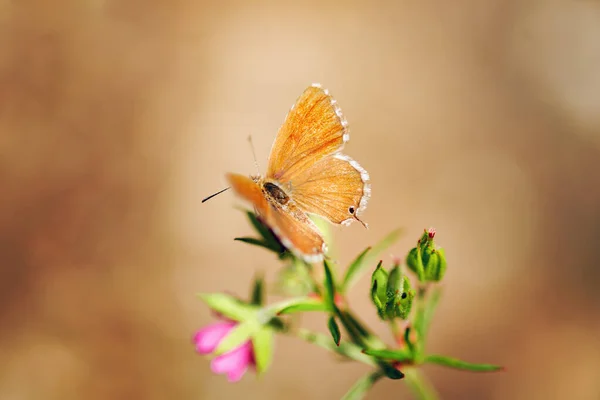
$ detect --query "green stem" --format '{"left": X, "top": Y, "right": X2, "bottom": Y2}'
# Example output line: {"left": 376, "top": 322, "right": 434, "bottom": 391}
{"left": 389, "top": 319, "right": 402, "bottom": 346}
{"left": 413, "top": 284, "right": 428, "bottom": 361}
{"left": 295, "top": 328, "right": 377, "bottom": 367}
{"left": 296, "top": 258, "right": 321, "bottom": 296}
{"left": 403, "top": 367, "right": 439, "bottom": 400}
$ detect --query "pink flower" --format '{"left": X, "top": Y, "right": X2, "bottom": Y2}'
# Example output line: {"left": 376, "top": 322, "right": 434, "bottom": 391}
{"left": 193, "top": 321, "right": 255, "bottom": 382}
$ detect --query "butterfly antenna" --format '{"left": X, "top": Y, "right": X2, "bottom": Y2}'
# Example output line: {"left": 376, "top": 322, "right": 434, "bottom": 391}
{"left": 248, "top": 135, "right": 261, "bottom": 176}
{"left": 201, "top": 187, "right": 231, "bottom": 203}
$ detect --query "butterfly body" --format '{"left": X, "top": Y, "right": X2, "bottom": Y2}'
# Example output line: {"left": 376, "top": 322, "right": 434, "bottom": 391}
{"left": 226, "top": 84, "right": 370, "bottom": 263}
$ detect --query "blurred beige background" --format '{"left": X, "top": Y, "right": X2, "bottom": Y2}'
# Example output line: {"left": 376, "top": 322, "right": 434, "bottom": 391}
{"left": 1, "top": 0, "right": 600, "bottom": 399}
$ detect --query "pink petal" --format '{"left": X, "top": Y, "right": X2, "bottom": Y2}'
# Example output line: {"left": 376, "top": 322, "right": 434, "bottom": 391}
{"left": 225, "top": 364, "right": 249, "bottom": 382}
{"left": 193, "top": 322, "right": 236, "bottom": 355}
{"left": 210, "top": 341, "right": 253, "bottom": 381}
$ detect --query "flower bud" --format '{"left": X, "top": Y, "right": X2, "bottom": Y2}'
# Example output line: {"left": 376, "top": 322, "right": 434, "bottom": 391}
{"left": 406, "top": 228, "right": 447, "bottom": 282}
{"left": 371, "top": 262, "right": 414, "bottom": 321}
{"left": 370, "top": 261, "right": 389, "bottom": 319}
{"left": 424, "top": 247, "right": 447, "bottom": 282}
{"left": 385, "top": 265, "right": 414, "bottom": 320}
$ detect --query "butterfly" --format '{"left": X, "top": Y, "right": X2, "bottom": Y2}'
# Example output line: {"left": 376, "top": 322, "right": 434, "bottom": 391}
{"left": 217, "top": 84, "right": 370, "bottom": 263}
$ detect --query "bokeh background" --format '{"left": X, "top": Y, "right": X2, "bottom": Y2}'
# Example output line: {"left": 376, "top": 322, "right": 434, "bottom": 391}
{"left": 2, "top": 0, "right": 600, "bottom": 399}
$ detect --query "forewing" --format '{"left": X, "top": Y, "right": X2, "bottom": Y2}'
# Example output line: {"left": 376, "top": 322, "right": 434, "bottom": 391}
{"left": 269, "top": 202, "right": 326, "bottom": 263}
{"left": 290, "top": 154, "right": 371, "bottom": 225}
{"left": 226, "top": 173, "right": 272, "bottom": 219}
{"left": 266, "top": 84, "right": 348, "bottom": 183}
{"left": 226, "top": 173, "right": 326, "bottom": 263}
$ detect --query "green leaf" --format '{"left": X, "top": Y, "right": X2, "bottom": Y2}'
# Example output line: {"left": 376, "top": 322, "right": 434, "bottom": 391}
{"left": 341, "top": 228, "right": 403, "bottom": 293}
{"left": 344, "top": 312, "right": 387, "bottom": 349}
{"left": 267, "top": 297, "right": 327, "bottom": 315}
{"left": 197, "top": 293, "right": 255, "bottom": 321}
{"left": 341, "top": 371, "right": 385, "bottom": 400}
{"left": 234, "top": 237, "right": 268, "bottom": 247}
{"left": 234, "top": 237, "right": 281, "bottom": 253}
{"left": 328, "top": 316, "right": 341, "bottom": 346}
{"left": 214, "top": 320, "right": 260, "bottom": 355}
{"left": 343, "top": 311, "right": 370, "bottom": 341}
{"left": 362, "top": 348, "right": 412, "bottom": 362}
{"left": 403, "top": 327, "right": 416, "bottom": 357}
{"left": 425, "top": 355, "right": 503, "bottom": 372}
{"left": 252, "top": 328, "right": 274, "bottom": 375}
{"left": 250, "top": 274, "right": 264, "bottom": 306}
{"left": 245, "top": 211, "right": 276, "bottom": 244}
{"left": 370, "top": 228, "right": 403, "bottom": 259}
{"left": 341, "top": 247, "right": 371, "bottom": 292}
{"left": 380, "top": 363, "right": 404, "bottom": 380}
{"left": 333, "top": 310, "right": 403, "bottom": 380}
{"left": 323, "top": 260, "right": 337, "bottom": 312}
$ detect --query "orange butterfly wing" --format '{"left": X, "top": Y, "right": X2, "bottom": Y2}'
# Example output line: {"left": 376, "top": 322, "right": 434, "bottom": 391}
{"left": 266, "top": 84, "right": 370, "bottom": 226}
{"left": 266, "top": 84, "right": 348, "bottom": 182}
{"left": 226, "top": 173, "right": 272, "bottom": 219}
{"left": 268, "top": 201, "right": 326, "bottom": 262}
{"left": 284, "top": 154, "right": 370, "bottom": 225}
{"left": 226, "top": 173, "right": 326, "bottom": 262}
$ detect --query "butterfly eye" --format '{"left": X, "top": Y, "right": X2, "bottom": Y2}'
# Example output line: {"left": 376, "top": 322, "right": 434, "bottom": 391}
{"left": 401, "top": 292, "right": 407, "bottom": 299}
{"left": 348, "top": 206, "right": 355, "bottom": 214}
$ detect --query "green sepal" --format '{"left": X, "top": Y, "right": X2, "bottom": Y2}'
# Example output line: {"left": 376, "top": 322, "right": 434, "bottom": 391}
{"left": 341, "top": 371, "right": 385, "bottom": 400}
{"left": 252, "top": 327, "right": 275, "bottom": 375}
{"left": 384, "top": 265, "right": 401, "bottom": 318}
{"left": 425, "top": 354, "right": 503, "bottom": 372}
{"left": 362, "top": 348, "right": 412, "bottom": 362}
{"left": 370, "top": 261, "right": 389, "bottom": 319}
{"left": 406, "top": 247, "right": 425, "bottom": 282}
{"left": 197, "top": 293, "right": 255, "bottom": 321}
{"left": 328, "top": 316, "right": 341, "bottom": 346}
{"left": 386, "top": 266, "right": 415, "bottom": 320}
{"left": 214, "top": 319, "right": 260, "bottom": 355}
{"left": 425, "top": 248, "right": 447, "bottom": 282}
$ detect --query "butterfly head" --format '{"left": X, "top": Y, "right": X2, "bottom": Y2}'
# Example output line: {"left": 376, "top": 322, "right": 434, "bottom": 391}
{"left": 249, "top": 174, "right": 262, "bottom": 183}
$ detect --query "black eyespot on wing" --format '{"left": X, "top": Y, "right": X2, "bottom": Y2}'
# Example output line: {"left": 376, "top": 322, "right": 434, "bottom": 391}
{"left": 401, "top": 292, "right": 407, "bottom": 299}
{"left": 349, "top": 206, "right": 355, "bottom": 214}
